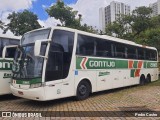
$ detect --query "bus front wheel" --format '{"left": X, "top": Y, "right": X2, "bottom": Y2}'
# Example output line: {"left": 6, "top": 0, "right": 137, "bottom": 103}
{"left": 76, "top": 80, "right": 91, "bottom": 100}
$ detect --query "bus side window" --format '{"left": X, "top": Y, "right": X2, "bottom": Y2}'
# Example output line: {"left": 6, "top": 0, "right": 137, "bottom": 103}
{"left": 127, "top": 46, "right": 137, "bottom": 59}
{"left": 138, "top": 48, "right": 145, "bottom": 60}
{"left": 115, "top": 43, "right": 125, "bottom": 58}
{"left": 2, "top": 39, "right": 19, "bottom": 58}
{"left": 150, "top": 50, "right": 157, "bottom": 61}
{"left": 77, "top": 34, "right": 95, "bottom": 56}
{"left": 96, "top": 39, "right": 111, "bottom": 57}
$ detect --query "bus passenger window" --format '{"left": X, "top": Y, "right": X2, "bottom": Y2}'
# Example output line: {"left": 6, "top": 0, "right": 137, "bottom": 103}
{"left": 127, "top": 47, "right": 137, "bottom": 59}
{"left": 76, "top": 34, "right": 95, "bottom": 56}
{"left": 96, "top": 39, "right": 111, "bottom": 57}
{"left": 115, "top": 43, "right": 125, "bottom": 58}
{"left": 138, "top": 49, "right": 145, "bottom": 60}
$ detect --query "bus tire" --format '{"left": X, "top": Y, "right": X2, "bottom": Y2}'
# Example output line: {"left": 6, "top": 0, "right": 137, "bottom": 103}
{"left": 140, "top": 75, "right": 145, "bottom": 85}
{"left": 146, "top": 74, "right": 151, "bottom": 84}
{"left": 76, "top": 80, "right": 91, "bottom": 100}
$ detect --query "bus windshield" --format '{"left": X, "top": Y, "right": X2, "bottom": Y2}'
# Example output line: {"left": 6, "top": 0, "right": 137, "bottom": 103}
{"left": 12, "top": 29, "right": 50, "bottom": 79}
{"left": 12, "top": 44, "right": 47, "bottom": 79}
{"left": 21, "top": 29, "right": 50, "bottom": 45}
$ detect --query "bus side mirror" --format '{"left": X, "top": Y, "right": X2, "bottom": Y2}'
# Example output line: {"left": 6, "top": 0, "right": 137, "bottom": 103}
{"left": 34, "top": 39, "right": 51, "bottom": 58}
{"left": 2, "top": 45, "right": 18, "bottom": 59}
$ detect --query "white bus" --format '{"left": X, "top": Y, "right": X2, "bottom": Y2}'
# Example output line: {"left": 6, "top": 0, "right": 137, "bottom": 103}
{"left": 0, "top": 34, "right": 20, "bottom": 95}
{"left": 4, "top": 27, "right": 158, "bottom": 101}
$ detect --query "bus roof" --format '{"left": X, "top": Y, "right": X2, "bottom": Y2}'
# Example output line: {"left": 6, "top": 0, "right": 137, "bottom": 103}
{"left": 24, "top": 27, "right": 157, "bottom": 51}
{"left": 0, "top": 34, "right": 21, "bottom": 40}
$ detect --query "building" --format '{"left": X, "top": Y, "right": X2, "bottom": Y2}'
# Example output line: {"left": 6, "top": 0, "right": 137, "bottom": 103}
{"left": 149, "top": 0, "right": 160, "bottom": 17}
{"left": 99, "top": 1, "right": 130, "bottom": 32}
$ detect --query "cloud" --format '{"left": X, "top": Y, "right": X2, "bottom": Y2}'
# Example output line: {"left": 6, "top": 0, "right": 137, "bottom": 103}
{"left": 0, "top": 29, "right": 14, "bottom": 36}
{"left": 0, "top": 0, "right": 36, "bottom": 35}
{"left": 0, "top": 0, "right": 36, "bottom": 11}
{"left": 38, "top": 17, "right": 61, "bottom": 28}
{"left": 42, "top": 5, "right": 48, "bottom": 9}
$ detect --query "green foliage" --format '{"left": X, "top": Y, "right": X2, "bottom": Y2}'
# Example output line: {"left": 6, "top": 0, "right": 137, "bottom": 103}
{"left": 131, "top": 6, "right": 152, "bottom": 36}
{"left": 105, "top": 6, "right": 160, "bottom": 52}
{"left": 46, "top": 1, "right": 98, "bottom": 34}
{"left": 105, "top": 15, "right": 133, "bottom": 40}
{"left": 46, "top": 1, "right": 78, "bottom": 27}
{"left": 137, "top": 28, "right": 160, "bottom": 51}
{"left": 105, "top": 6, "right": 152, "bottom": 40}
{"left": 0, "top": 20, "right": 4, "bottom": 30}
{"left": 4, "top": 10, "right": 41, "bottom": 36}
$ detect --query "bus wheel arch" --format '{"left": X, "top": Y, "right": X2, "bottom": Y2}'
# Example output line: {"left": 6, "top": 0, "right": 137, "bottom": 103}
{"left": 140, "top": 74, "right": 145, "bottom": 85}
{"left": 146, "top": 74, "right": 151, "bottom": 83}
{"left": 76, "top": 79, "right": 92, "bottom": 100}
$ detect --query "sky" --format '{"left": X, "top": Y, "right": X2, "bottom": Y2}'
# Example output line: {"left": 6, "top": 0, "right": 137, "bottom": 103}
{"left": 0, "top": 0, "right": 158, "bottom": 36}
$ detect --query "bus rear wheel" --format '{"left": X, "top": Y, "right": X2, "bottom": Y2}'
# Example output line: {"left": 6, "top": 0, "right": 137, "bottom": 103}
{"left": 146, "top": 75, "right": 151, "bottom": 84}
{"left": 140, "top": 75, "right": 145, "bottom": 85}
{"left": 76, "top": 81, "right": 91, "bottom": 100}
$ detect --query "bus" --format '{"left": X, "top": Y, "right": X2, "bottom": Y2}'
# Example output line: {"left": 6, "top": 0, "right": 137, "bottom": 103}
{"left": 0, "top": 34, "right": 20, "bottom": 95}
{"left": 3, "top": 27, "right": 158, "bottom": 101}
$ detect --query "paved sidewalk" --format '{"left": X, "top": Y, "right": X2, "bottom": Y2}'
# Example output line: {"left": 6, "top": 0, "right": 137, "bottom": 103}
{"left": 0, "top": 80, "right": 160, "bottom": 119}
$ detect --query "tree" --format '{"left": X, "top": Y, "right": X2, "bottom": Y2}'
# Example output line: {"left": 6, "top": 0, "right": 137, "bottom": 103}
{"left": 46, "top": 1, "right": 98, "bottom": 34}
{"left": 105, "top": 15, "right": 132, "bottom": 39}
{"left": 4, "top": 10, "right": 41, "bottom": 36}
{"left": 0, "top": 20, "right": 4, "bottom": 30}
{"left": 137, "top": 28, "right": 160, "bottom": 52}
{"left": 131, "top": 6, "right": 152, "bottom": 37}
{"left": 46, "top": 1, "right": 78, "bottom": 27}
{"left": 105, "top": 6, "right": 153, "bottom": 41}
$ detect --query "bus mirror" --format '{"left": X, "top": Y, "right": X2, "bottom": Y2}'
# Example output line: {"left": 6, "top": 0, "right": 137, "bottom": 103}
{"left": 2, "top": 45, "right": 18, "bottom": 59}
{"left": 34, "top": 39, "right": 50, "bottom": 57}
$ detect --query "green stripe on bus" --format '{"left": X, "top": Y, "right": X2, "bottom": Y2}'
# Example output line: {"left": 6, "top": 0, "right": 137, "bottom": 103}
{"left": 76, "top": 57, "right": 158, "bottom": 69}
{"left": 146, "top": 62, "right": 158, "bottom": 68}
{"left": 76, "top": 57, "right": 83, "bottom": 69}
{"left": 131, "top": 69, "right": 135, "bottom": 77}
{"left": 15, "top": 78, "right": 42, "bottom": 85}
{"left": 133, "top": 61, "right": 138, "bottom": 68}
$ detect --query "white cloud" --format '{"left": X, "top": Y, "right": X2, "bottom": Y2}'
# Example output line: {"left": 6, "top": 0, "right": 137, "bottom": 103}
{"left": 0, "top": 0, "right": 36, "bottom": 11}
{"left": 70, "top": 0, "right": 157, "bottom": 29}
{"left": 0, "top": 29, "right": 14, "bottom": 36}
{"left": 38, "top": 17, "right": 61, "bottom": 28}
{"left": 42, "top": 4, "right": 48, "bottom": 9}
{"left": 0, "top": 0, "right": 36, "bottom": 35}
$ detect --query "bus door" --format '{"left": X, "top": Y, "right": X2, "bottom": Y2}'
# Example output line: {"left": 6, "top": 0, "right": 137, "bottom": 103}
{"left": 44, "top": 49, "right": 64, "bottom": 99}
{"left": 44, "top": 30, "right": 75, "bottom": 99}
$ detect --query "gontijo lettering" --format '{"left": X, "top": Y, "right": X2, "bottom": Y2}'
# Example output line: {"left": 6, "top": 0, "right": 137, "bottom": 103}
{"left": 150, "top": 63, "right": 157, "bottom": 68}
{"left": 0, "top": 61, "right": 12, "bottom": 69}
{"left": 89, "top": 61, "right": 115, "bottom": 68}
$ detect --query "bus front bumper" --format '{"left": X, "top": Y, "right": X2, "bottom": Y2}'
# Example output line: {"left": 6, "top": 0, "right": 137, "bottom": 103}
{"left": 10, "top": 85, "right": 46, "bottom": 101}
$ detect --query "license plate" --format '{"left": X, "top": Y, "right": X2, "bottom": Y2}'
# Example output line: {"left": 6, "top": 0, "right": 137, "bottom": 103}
{"left": 18, "top": 91, "right": 23, "bottom": 95}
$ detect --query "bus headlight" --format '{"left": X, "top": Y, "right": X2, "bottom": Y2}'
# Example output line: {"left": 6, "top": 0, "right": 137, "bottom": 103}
{"left": 30, "top": 83, "right": 42, "bottom": 88}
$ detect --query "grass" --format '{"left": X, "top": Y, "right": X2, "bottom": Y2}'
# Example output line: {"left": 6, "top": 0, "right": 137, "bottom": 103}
{"left": 146, "top": 79, "right": 160, "bottom": 86}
